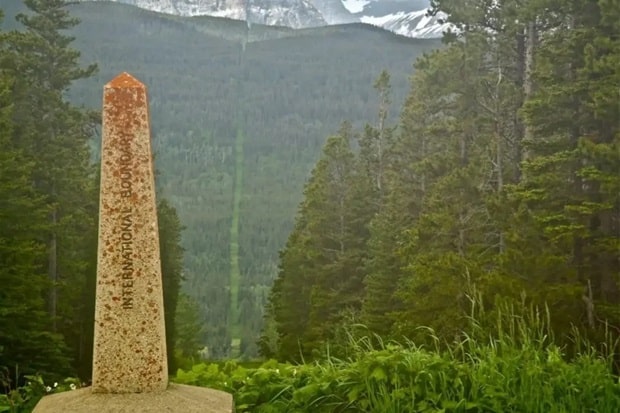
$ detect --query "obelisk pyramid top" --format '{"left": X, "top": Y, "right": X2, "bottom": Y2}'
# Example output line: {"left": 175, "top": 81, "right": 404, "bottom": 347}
{"left": 105, "top": 72, "right": 145, "bottom": 89}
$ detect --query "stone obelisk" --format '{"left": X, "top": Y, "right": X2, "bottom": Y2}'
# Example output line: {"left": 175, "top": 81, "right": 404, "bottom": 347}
{"left": 32, "top": 73, "right": 233, "bottom": 412}
{"left": 92, "top": 72, "right": 167, "bottom": 393}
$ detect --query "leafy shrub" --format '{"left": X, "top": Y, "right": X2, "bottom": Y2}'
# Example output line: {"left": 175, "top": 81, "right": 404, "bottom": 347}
{"left": 176, "top": 305, "right": 620, "bottom": 412}
{"left": 0, "top": 376, "right": 80, "bottom": 413}
{"left": 175, "top": 343, "right": 620, "bottom": 412}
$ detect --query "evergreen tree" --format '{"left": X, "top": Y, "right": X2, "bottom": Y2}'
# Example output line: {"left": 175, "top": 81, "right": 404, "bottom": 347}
{"left": 366, "top": 0, "right": 542, "bottom": 343}
{"left": 358, "top": 70, "right": 394, "bottom": 206}
{"left": 386, "top": 0, "right": 620, "bottom": 343}
{"left": 362, "top": 48, "right": 461, "bottom": 338}
{"left": 255, "top": 0, "right": 620, "bottom": 359}
{"left": 257, "top": 300, "right": 279, "bottom": 359}
{"left": 356, "top": 71, "right": 407, "bottom": 337}
{"left": 3, "top": 0, "right": 98, "bottom": 374}
{"left": 511, "top": 0, "right": 620, "bottom": 333}
{"left": 301, "top": 123, "right": 363, "bottom": 355}
{"left": 390, "top": 39, "right": 492, "bottom": 340}
{"left": 0, "top": 52, "right": 69, "bottom": 382}
{"left": 269, "top": 123, "right": 370, "bottom": 360}
{"left": 268, "top": 215, "right": 314, "bottom": 361}
{"left": 158, "top": 199, "right": 185, "bottom": 373}
{"left": 174, "top": 293, "right": 206, "bottom": 369}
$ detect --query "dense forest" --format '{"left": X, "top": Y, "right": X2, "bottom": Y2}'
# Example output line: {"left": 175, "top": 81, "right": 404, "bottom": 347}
{"left": 0, "top": 0, "right": 188, "bottom": 385}
{"left": 262, "top": 0, "right": 620, "bottom": 362}
{"left": 2, "top": 0, "right": 442, "bottom": 358}
{"left": 0, "top": 1, "right": 618, "bottom": 407}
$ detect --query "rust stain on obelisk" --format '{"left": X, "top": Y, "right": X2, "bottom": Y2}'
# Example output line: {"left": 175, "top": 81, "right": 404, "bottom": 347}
{"left": 92, "top": 72, "right": 168, "bottom": 393}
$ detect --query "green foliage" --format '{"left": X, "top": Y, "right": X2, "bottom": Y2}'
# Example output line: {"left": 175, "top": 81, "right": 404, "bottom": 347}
{"left": 0, "top": 0, "right": 186, "bottom": 381}
{"left": 0, "top": 374, "right": 81, "bottom": 413}
{"left": 1, "top": 0, "right": 618, "bottom": 400}
{"left": 267, "top": 122, "right": 375, "bottom": 361}
{"left": 16, "top": 0, "right": 437, "bottom": 357}
{"left": 1, "top": 0, "right": 442, "bottom": 357}
{"left": 1, "top": 0, "right": 98, "bottom": 378}
{"left": 174, "top": 294, "right": 207, "bottom": 370}
{"left": 0, "top": 28, "right": 70, "bottom": 380}
{"left": 178, "top": 312, "right": 620, "bottom": 412}
{"left": 269, "top": 0, "right": 619, "bottom": 360}
{"left": 230, "top": 121, "right": 244, "bottom": 356}
{"left": 158, "top": 199, "right": 185, "bottom": 373}
{"left": 515, "top": 0, "right": 620, "bottom": 333}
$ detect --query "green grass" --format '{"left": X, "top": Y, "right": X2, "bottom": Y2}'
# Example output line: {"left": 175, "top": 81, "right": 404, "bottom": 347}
{"left": 176, "top": 344, "right": 620, "bottom": 412}
{"left": 5, "top": 299, "right": 619, "bottom": 412}
{"left": 176, "top": 299, "right": 620, "bottom": 412}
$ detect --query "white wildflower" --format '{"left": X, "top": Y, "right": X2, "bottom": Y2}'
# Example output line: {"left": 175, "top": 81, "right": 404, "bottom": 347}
{"left": 70, "top": 383, "right": 77, "bottom": 390}
{"left": 45, "top": 386, "right": 52, "bottom": 393}
{"left": 53, "top": 382, "right": 58, "bottom": 388}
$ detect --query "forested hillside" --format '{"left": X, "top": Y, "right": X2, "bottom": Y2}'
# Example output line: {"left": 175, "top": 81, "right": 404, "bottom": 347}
{"left": 264, "top": 0, "right": 620, "bottom": 362}
{"left": 0, "top": 0, "right": 185, "bottom": 384}
{"left": 1, "top": 0, "right": 619, "bottom": 411}
{"left": 2, "top": 0, "right": 441, "bottom": 359}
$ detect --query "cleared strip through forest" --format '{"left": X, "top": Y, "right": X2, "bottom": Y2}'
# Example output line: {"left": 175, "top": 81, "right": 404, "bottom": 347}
{"left": 229, "top": 44, "right": 247, "bottom": 352}
{"left": 229, "top": 120, "right": 244, "bottom": 345}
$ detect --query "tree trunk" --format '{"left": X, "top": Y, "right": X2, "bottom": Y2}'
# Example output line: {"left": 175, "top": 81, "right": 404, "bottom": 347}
{"left": 522, "top": 20, "right": 537, "bottom": 163}
{"left": 49, "top": 208, "right": 58, "bottom": 332}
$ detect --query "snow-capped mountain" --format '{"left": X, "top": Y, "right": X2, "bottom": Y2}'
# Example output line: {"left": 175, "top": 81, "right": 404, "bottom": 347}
{"left": 247, "top": 0, "right": 326, "bottom": 28}
{"left": 80, "top": 0, "right": 448, "bottom": 38}
{"left": 346, "top": 0, "right": 450, "bottom": 38}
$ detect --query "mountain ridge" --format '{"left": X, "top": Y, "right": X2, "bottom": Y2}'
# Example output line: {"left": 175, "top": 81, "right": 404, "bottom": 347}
{"left": 51, "top": 0, "right": 440, "bottom": 357}
{"left": 78, "top": 0, "right": 449, "bottom": 38}
{"left": 1, "top": 0, "right": 442, "bottom": 358}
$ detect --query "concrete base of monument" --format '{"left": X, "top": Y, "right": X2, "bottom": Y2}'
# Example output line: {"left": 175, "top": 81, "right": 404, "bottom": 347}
{"left": 32, "top": 383, "right": 234, "bottom": 413}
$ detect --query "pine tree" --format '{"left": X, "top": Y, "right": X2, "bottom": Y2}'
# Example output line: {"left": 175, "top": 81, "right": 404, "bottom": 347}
{"left": 158, "top": 199, "right": 185, "bottom": 373}
{"left": 358, "top": 70, "right": 393, "bottom": 206}
{"left": 356, "top": 71, "right": 409, "bottom": 338}
{"left": 424, "top": 0, "right": 620, "bottom": 341}
{"left": 0, "top": 56, "right": 70, "bottom": 381}
{"left": 393, "top": 44, "right": 483, "bottom": 339}
{"left": 511, "top": 0, "right": 620, "bottom": 333}
{"left": 268, "top": 217, "right": 315, "bottom": 361}
{"left": 3, "top": 0, "right": 98, "bottom": 373}
{"left": 366, "top": 0, "right": 554, "bottom": 343}
{"left": 303, "top": 125, "right": 364, "bottom": 355}
{"left": 360, "top": 55, "right": 445, "bottom": 334}
{"left": 174, "top": 294, "right": 206, "bottom": 368}
{"left": 259, "top": 0, "right": 619, "bottom": 357}
{"left": 267, "top": 123, "right": 370, "bottom": 360}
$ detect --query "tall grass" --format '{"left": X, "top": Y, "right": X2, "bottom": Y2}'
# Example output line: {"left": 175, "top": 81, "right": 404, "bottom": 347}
{"left": 175, "top": 295, "right": 620, "bottom": 412}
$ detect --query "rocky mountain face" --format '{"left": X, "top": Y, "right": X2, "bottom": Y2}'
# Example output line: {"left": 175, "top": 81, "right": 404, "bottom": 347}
{"left": 81, "top": 0, "right": 449, "bottom": 37}
{"left": 248, "top": 0, "right": 326, "bottom": 28}
{"left": 351, "top": 0, "right": 450, "bottom": 38}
